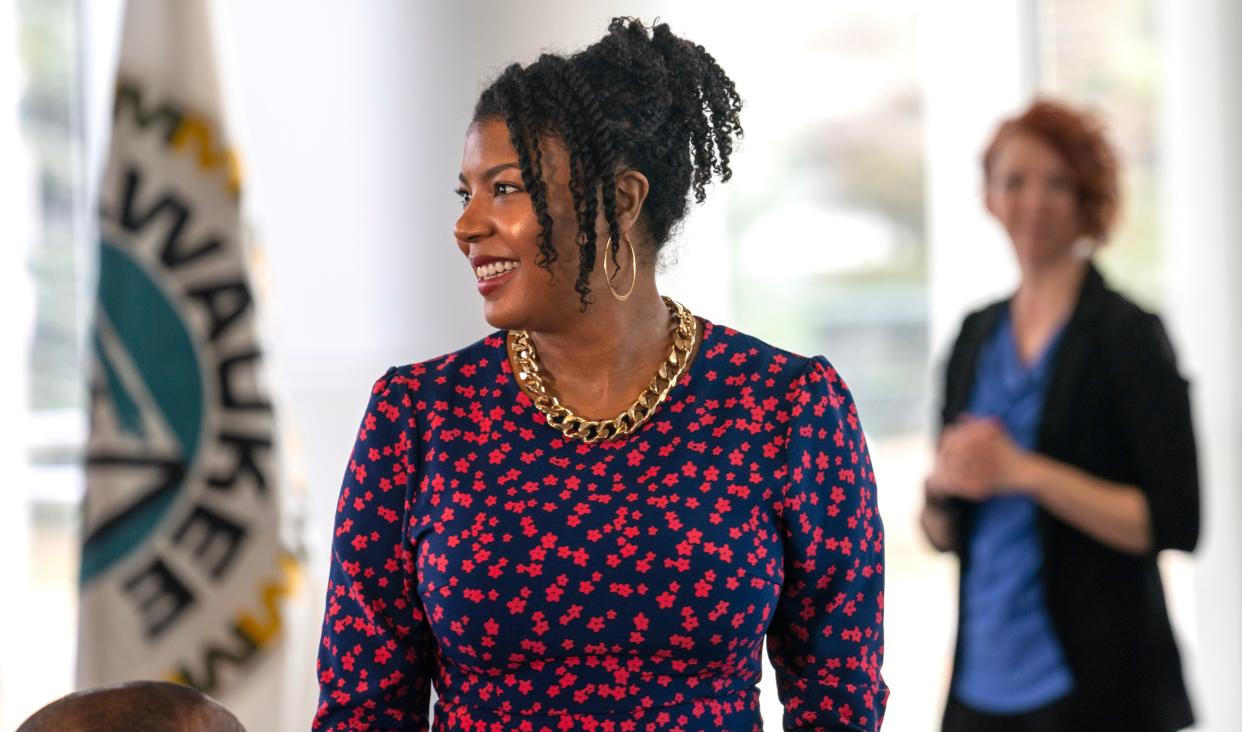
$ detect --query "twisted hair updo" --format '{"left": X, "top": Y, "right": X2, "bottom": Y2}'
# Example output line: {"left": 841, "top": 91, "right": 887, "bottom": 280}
{"left": 473, "top": 17, "right": 744, "bottom": 309}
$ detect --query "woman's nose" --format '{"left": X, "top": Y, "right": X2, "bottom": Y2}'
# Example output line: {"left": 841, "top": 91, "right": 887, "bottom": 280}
{"left": 454, "top": 199, "right": 489, "bottom": 249}
{"left": 1022, "top": 186, "right": 1052, "bottom": 214}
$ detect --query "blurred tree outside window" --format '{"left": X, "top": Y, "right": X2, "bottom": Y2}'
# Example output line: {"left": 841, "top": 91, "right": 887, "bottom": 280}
{"left": 723, "top": 7, "right": 927, "bottom": 440}
{"left": 23, "top": 0, "right": 86, "bottom": 419}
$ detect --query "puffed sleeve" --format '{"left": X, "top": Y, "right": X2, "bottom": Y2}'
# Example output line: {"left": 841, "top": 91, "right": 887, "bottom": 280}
{"left": 1110, "top": 312, "right": 1200, "bottom": 554}
{"left": 766, "top": 357, "right": 889, "bottom": 731}
{"left": 313, "top": 367, "right": 436, "bottom": 731}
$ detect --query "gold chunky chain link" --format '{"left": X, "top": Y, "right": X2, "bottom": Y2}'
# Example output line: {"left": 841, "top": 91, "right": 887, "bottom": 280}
{"left": 508, "top": 297, "right": 697, "bottom": 444}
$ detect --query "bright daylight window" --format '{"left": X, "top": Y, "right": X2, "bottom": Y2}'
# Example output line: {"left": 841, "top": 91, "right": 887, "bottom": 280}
{"left": 7, "top": 0, "right": 88, "bottom": 728}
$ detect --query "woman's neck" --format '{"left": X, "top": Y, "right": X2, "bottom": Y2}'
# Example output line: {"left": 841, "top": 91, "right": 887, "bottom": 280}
{"left": 1010, "top": 254, "right": 1089, "bottom": 362}
{"left": 523, "top": 282, "right": 676, "bottom": 419}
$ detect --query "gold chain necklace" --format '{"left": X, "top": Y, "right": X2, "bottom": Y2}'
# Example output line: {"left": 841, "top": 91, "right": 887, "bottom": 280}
{"left": 508, "top": 296, "right": 697, "bottom": 444}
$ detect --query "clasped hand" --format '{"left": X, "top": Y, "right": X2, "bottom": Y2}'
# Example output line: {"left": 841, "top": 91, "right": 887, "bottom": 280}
{"left": 925, "top": 416, "right": 1026, "bottom": 502}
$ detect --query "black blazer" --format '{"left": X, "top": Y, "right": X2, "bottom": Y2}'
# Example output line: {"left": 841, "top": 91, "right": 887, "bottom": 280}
{"left": 938, "top": 264, "right": 1199, "bottom": 731}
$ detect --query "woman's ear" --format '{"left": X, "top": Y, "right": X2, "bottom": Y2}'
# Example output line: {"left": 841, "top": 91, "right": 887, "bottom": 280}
{"left": 613, "top": 169, "right": 650, "bottom": 235}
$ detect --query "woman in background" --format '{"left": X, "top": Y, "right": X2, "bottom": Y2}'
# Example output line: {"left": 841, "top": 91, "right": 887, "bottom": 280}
{"left": 314, "top": 18, "right": 887, "bottom": 732}
{"left": 922, "top": 99, "right": 1199, "bottom": 732}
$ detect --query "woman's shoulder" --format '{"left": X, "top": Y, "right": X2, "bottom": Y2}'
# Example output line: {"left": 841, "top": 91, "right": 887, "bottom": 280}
{"left": 1088, "top": 285, "right": 1182, "bottom": 375}
{"left": 381, "top": 331, "right": 509, "bottom": 397}
{"left": 702, "top": 318, "right": 809, "bottom": 364}
{"left": 699, "top": 319, "right": 850, "bottom": 398}
{"left": 955, "top": 298, "right": 1009, "bottom": 340}
{"left": 1092, "top": 282, "right": 1162, "bottom": 330}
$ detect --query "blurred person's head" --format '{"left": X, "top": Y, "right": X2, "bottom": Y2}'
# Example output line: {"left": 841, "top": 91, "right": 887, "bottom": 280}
{"left": 455, "top": 17, "right": 742, "bottom": 330}
{"left": 17, "top": 680, "right": 246, "bottom": 732}
{"left": 982, "top": 98, "right": 1120, "bottom": 271}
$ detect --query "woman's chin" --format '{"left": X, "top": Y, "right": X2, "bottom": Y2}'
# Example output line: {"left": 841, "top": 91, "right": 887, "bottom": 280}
{"left": 482, "top": 297, "right": 525, "bottom": 332}
{"left": 1013, "top": 239, "right": 1079, "bottom": 270}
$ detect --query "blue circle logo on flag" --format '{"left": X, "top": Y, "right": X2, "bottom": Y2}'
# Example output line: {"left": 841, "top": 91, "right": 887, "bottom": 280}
{"left": 83, "top": 241, "right": 205, "bottom": 583}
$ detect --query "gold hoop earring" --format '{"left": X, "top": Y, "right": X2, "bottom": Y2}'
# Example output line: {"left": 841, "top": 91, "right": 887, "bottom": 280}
{"left": 602, "top": 233, "right": 637, "bottom": 301}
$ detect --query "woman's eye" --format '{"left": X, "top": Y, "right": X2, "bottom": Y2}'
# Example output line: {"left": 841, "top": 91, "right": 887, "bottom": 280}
{"left": 455, "top": 188, "right": 471, "bottom": 208}
{"left": 1048, "top": 177, "right": 1075, "bottom": 193}
{"left": 495, "top": 182, "right": 522, "bottom": 196}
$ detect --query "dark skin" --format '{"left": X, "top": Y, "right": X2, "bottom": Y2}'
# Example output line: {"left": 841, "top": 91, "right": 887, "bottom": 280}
{"left": 18, "top": 681, "right": 245, "bottom": 732}
{"left": 455, "top": 119, "right": 702, "bottom": 420}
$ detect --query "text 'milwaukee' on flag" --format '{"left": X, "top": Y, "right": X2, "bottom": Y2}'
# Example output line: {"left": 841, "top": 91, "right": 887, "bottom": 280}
{"left": 78, "top": 0, "right": 300, "bottom": 706}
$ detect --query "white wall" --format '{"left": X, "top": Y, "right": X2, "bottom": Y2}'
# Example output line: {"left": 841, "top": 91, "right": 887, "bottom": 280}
{"left": 1159, "top": 1, "right": 1242, "bottom": 730}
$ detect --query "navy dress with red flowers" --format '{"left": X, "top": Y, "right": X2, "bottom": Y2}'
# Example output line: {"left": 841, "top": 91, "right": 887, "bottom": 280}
{"left": 313, "top": 319, "right": 888, "bottom": 731}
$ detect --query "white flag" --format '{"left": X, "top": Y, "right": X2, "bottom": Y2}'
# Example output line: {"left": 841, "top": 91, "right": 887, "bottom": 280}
{"left": 79, "top": 0, "right": 300, "bottom": 717}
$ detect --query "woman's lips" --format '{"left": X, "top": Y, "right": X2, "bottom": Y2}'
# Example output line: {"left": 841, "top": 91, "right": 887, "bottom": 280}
{"left": 476, "top": 263, "right": 518, "bottom": 296}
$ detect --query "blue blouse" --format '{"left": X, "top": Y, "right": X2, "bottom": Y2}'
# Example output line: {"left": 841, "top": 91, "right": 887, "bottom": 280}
{"left": 953, "top": 312, "right": 1075, "bottom": 713}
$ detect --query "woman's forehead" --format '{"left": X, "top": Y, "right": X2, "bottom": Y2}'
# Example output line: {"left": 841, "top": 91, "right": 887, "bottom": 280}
{"left": 461, "top": 119, "right": 572, "bottom": 184}
{"left": 462, "top": 119, "right": 519, "bottom": 168}
{"left": 992, "top": 131, "right": 1072, "bottom": 173}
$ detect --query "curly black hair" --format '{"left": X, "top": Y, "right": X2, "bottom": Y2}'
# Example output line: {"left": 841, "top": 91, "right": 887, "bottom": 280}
{"left": 473, "top": 17, "right": 743, "bottom": 309}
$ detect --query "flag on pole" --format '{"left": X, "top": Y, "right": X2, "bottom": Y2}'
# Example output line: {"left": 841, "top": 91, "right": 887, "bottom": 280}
{"left": 79, "top": 0, "right": 300, "bottom": 710}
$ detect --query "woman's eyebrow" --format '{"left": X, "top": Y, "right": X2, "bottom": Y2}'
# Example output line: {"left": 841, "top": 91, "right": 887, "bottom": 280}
{"left": 459, "top": 162, "right": 521, "bottom": 183}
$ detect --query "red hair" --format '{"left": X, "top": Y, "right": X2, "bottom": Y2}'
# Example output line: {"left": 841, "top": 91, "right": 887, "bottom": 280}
{"left": 982, "top": 98, "right": 1121, "bottom": 242}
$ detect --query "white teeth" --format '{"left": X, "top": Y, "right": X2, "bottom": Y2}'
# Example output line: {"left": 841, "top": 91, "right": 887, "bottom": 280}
{"left": 475, "top": 260, "right": 518, "bottom": 280}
